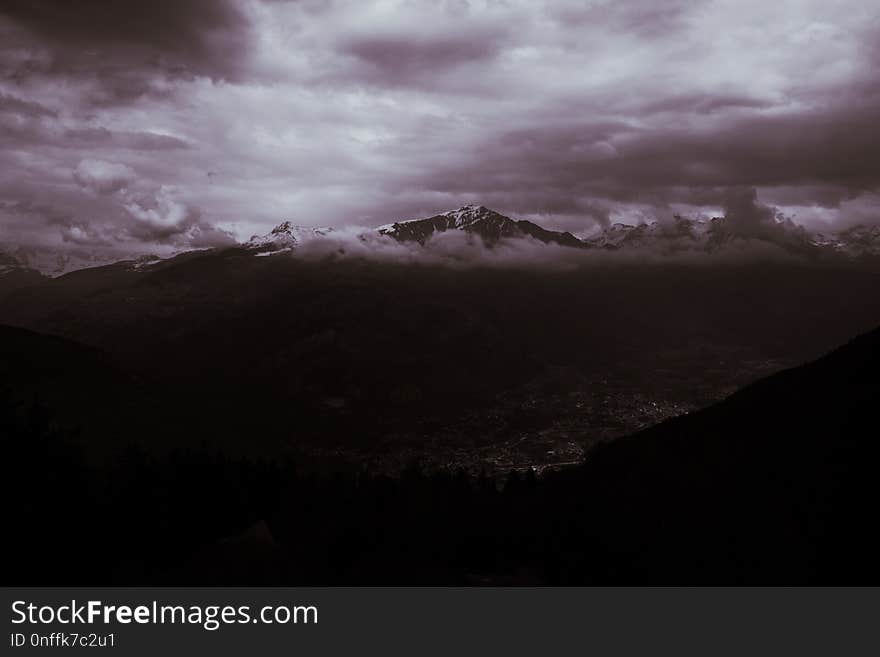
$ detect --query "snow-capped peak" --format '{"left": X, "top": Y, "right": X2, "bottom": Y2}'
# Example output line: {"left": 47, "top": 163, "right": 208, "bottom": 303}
{"left": 439, "top": 204, "right": 494, "bottom": 227}
{"left": 377, "top": 205, "right": 493, "bottom": 232}
{"left": 376, "top": 205, "right": 585, "bottom": 248}
{"left": 246, "top": 222, "right": 334, "bottom": 254}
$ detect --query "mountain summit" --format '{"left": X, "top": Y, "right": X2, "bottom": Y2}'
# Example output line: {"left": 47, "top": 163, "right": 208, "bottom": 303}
{"left": 377, "top": 205, "right": 585, "bottom": 248}
{"left": 246, "top": 221, "right": 335, "bottom": 254}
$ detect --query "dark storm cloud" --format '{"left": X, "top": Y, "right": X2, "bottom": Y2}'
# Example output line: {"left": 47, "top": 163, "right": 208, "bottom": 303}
{"left": 0, "top": 92, "right": 56, "bottom": 118}
{"left": 551, "top": 0, "right": 693, "bottom": 37}
{"left": 619, "top": 105, "right": 880, "bottom": 192}
{"left": 0, "top": 0, "right": 253, "bottom": 83}
{"left": 0, "top": 195, "right": 119, "bottom": 248}
{"left": 3, "top": 198, "right": 74, "bottom": 229}
{"left": 338, "top": 32, "right": 502, "bottom": 86}
{"left": 719, "top": 187, "right": 811, "bottom": 250}
{"left": 121, "top": 205, "right": 236, "bottom": 248}
{"left": 411, "top": 95, "right": 880, "bottom": 222}
{"left": 63, "top": 128, "right": 190, "bottom": 151}
{"left": 641, "top": 94, "right": 775, "bottom": 116}
{"left": 0, "top": 112, "right": 190, "bottom": 150}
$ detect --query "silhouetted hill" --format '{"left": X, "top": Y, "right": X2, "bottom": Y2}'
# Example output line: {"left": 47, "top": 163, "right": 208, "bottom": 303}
{"left": 0, "top": 324, "right": 127, "bottom": 411}
{"left": 551, "top": 324, "right": 880, "bottom": 582}
{"left": 0, "top": 251, "right": 48, "bottom": 301}
{"left": 0, "top": 325, "right": 163, "bottom": 458}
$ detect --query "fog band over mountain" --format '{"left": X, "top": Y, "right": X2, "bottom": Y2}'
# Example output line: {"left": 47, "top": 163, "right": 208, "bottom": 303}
{"left": 288, "top": 225, "right": 802, "bottom": 270}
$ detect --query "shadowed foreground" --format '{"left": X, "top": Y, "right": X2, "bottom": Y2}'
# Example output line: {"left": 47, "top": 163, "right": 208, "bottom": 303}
{"left": 3, "top": 322, "right": 878, "bottom": 584}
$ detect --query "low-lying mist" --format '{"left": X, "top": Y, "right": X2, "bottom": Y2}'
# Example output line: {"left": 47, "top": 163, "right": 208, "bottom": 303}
{"left": 290, "top": 228, "right": 813, "bottom": 271}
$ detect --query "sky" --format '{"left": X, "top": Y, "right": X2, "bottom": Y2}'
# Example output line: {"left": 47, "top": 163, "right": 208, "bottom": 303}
{"left": 1, "top": 0, "right": 879, "bottom": 256}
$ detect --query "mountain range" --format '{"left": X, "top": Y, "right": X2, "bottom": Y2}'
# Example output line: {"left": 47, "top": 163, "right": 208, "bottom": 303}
{"left": 3, "top": 205, "right": 880, "bottom": 280}
{"left": 256, "top": 204, "right": 880, "bottom": 262}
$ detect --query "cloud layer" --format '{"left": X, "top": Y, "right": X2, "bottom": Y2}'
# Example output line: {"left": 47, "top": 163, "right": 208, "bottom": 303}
{"left": 284, "top": 226, "right": 809, "bottom": 272}
{"left": 1, "top": 0, "right": 878, "bottom": 255}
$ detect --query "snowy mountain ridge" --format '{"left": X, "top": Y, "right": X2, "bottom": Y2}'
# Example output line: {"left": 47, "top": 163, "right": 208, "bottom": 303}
{"left": 4, "top": 206, "right": 880, "bottom": 278}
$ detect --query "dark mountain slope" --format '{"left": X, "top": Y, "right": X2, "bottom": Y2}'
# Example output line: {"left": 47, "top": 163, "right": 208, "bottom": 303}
{"left": 1, "top": 324, "right": 128, "bottom": 407}
{"left": 0, "top": 325, "right": 162, "bottom": 458}
{"left": 546, "top": 325, "right": 880, "bottom": 583}
{"left": 0, "top": 251, "right": 48, "bottom": 301}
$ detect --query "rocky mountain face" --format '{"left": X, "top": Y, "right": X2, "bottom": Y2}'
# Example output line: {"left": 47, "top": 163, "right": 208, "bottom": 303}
{"left": 377, "top": 205, "right": 584, "bottom": 248}
{"left": 810, "top": 224, "right": 880, "bottom": 258}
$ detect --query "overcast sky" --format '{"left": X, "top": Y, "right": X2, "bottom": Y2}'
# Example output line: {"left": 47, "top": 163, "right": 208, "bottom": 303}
{"left": 1, "top": 0, "right": 878, "bottom": 254}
